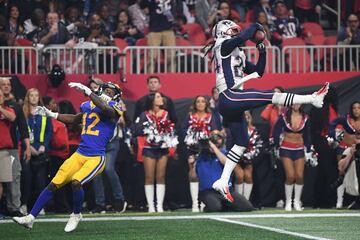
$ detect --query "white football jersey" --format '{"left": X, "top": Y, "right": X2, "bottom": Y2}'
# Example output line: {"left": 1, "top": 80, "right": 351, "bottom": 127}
{"left": 213, "top": 38, "right": 247, "bottom": 93}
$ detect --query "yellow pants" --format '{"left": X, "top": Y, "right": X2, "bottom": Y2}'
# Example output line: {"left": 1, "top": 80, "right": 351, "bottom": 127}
{"left": 52, "top": 152, "right": 105, "bottom": 187}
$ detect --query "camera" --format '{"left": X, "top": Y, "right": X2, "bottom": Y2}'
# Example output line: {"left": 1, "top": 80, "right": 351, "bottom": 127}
{"left": 210, "top": 133, "right": 222, "bottom": 144}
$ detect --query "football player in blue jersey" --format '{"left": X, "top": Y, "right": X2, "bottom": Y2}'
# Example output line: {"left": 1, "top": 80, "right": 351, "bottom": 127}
{"left": 207, "top": 19, "right": 329, "bottom": 201}
{"left": 13, "top": 82, "right": 123, "bottom": 232}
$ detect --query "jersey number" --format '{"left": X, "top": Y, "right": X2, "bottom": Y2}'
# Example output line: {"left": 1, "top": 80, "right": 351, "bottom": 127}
{"left": 82, "top": 113, "right": 100, "bottom": 136}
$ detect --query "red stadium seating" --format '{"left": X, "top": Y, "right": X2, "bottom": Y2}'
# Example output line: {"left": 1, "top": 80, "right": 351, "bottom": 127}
{"left": 282, "top": 37, "right": 310, "bottom": 73}
{"left": 246, "top": 9, "right": 254, "bottom": 22}
{"left": 182, "top": 23, "right": 206, "bottom": 46}
{"left": 302, "top": 22, "right": 325, "bottom": 36}
{"left": 231, "top": 10, "right": 241, "bottom": 22}
{"left": 114, "top": 38, "right": 128, "bottom": 50}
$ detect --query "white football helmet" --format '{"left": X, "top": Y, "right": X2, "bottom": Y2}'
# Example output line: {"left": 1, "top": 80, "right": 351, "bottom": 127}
{"left": 212, "top": 20, "right": 241, "bottom": 39}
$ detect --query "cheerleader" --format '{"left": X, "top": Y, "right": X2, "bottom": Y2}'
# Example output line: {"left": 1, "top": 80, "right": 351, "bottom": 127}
{"left": 182, "top": 96, "right": 222, "bottom": 212}
{"left": 328, "top": 101, "right": 360, "bottom": 208}
{"left": 133, "top": 92, "right": 178, "bottom": 212}
{"left": 234, "top": 111, "right": 263, "bottom": 201}
{"left": 273, "top": 104, "right": 313, "bottom": 211}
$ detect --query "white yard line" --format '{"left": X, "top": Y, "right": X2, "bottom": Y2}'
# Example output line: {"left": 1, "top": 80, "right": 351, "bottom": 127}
{"left": 211, "top": 217, "right": 333, "bottom": 240}
{"left": 1, "top": 212, "right": 360, "bottom": 224}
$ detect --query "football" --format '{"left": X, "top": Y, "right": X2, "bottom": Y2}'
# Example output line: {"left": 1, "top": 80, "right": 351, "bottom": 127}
{"left": 251, "top": 30, "right": 266, "bottom": 43}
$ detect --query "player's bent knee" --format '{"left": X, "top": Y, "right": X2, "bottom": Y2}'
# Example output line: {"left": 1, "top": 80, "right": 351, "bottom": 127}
{"left": 71, "top": 180, "right": 82, "bottom": 191}
{"left": 47, "top": 182, "right": 59, "bottom": 192}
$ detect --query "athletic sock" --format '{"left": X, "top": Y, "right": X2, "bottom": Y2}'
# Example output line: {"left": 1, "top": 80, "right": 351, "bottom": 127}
{"left": 30, "top": 188, "right": 54, "bottom": 217}
{"left": 243, "top": 183, "right": 253, "bottom": 200}
{"left": 73, "top": 188, "right": 84, "bottom": 214}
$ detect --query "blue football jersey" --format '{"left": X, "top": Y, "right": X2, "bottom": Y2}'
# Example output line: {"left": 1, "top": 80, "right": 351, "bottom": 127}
{"left": 77, "top": 100, "right": 121, "bottom": 156}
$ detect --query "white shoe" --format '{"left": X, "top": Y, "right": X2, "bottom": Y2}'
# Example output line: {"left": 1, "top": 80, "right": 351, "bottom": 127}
{"left": 19, "top": 205, "right": 28, "bottom": 215}
{"left": 276, "top": 200, "right": 285, "bottom": 208}
{"left": 39, "top": 208, "right": 45, "bottom": 215}
{"left": 192, "top": 203, "right": 200, "bottom": 213}
{"left": 293, "top": 201, "right": 303, "bottom": 211}
{"left": 336, "top": 202, "right": 343, "bottom": 209}
{"left": 212, "top": 179, "right": 234, "bottom": 202}
{"left": 148, "top": 206, "right": 155, "bottom": 213}
{"left": 200, "top": 202, "right": 206, "bottom": 212}
{"left": 64, "top": 213, "right": 82, "bottom": 232}
{"left": 156, "top": 205, "right": 164, "bottom": 213}
{"left": 311, "top": 82, "right": 329, "bottom": 108}
{"left": 285, "top": 201, "right": 292, "bottom": 211}
{"left": 13, "top": 214, "right": 35, "bottom": 229}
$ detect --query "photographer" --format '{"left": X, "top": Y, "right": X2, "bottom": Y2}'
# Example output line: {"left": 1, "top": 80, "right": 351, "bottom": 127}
{"left": 81, "top": 13, "right": 112, "bottom": 46}
{"left": 336, "top": 138, "right": 360, "bottom": 209}
{"left": 196, "top": 130, "right": 253, "bottom": 212}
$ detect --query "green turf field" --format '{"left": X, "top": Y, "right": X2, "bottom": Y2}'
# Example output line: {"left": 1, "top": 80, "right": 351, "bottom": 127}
{"left": 1, "top": 209, "right": 359, "bottom": 240}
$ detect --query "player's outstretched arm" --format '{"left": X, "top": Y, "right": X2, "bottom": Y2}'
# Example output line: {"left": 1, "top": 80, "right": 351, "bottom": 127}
{"left": 89, "top": 93, "right": 117, "bottom": 119}
{"left": 244, "top": 43, "right": 266, "bottom": 76}
{"left": 35, "top": 106, "right": 83, "bottom": 124}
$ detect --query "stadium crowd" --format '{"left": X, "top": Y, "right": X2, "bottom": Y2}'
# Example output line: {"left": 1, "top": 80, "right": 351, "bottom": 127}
{"left": 0, "top": 0, "right": 360, "bottom": 218}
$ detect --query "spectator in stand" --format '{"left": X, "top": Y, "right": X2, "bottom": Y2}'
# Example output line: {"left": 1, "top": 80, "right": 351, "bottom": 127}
{"left": 38, "top": 11, "right": 75, "bottom": 47}
{"left": 0, "top": 15, "right": 13, "bottom": 46}
{"left": 98, "top": 5, "right": 116, "bottom": 33}
{"left": 5, "top": 4, "right": 24, "bottom": 39}
{"left": 256, "top": 11, "right": 272, "bottom": 41}
{"left": 24, "top": 8, "right": 46, "bottom": 43}
{"left": 291, "top": 0, "right": 321, "bottom": 23}
{"left": 196, "top": 130, "right": 253, "bottom": 212}
{"left": 253, "top": 0, "right": 275, "bottom": 25}
{"left": 43, "top": 96, "right": 71, "bottom": 213}
{"left": 132, "top": 92, "right": 178, "bottom": 212}
{"left": 174, "top": 15, "right": 189, "bottom": 40}
{"left": 231, "top": 0, "right": 254, "bottom": 23}
{"left": 64, "top": 6, "right": 87, "bottom": 38}
{"left": 207, "top": 1, "right": 240, "bottom": 30}
{"left": 134, "top": 76, "right": 176, "bottom": 124}
{"left": 0, "top": 77, "right": 31, "bottom": 217}
{"left": 270, "top": 0, "right": 302, "bottom": 46}
{"left": 22, "top": 88, "right": 53, "bottom": 215}
{"left": 336, "top": 14, "right": 360, "bottom": 70}
{"left": 113, "top": 9, "right": 144, "bottom": 46}
{"left": 127, "top": 0, "right": 148, "bottom": 34}
{"left": 195, "top": 0, "right": 218, "bottom": 36}
{"left": 80, "top": 13, "right": 113, "bottom": 46}
{"left": 0, "top": 88, "right": 17, "bottom": 217}
{"left": 140, "top": 0, "right": 178, "bottom": 73}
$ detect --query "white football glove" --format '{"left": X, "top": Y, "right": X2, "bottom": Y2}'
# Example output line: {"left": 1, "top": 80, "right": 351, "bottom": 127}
{"left": 305, "top": 151, "right": 318, "bottom": 167}
{"left": 99, "top": 93, "right": 112, "bottom": 103}
{"left": 68, "top": 82, "right": 92, "bottom": 96}
{"left": 35, "top": 106, "right": 58, "bottom": 119}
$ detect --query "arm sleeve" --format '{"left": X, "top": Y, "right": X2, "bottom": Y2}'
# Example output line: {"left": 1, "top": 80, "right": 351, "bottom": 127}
{"left": 131, "top": 112, "right": 146, "bottom": 137}
{"left": 303, "top": 119, "right": 311, "bottom": 152}
{"left": 220, "top": 24, "right": 257, "bottom": 56}
{"left": 328, "top": 116, "right": 344, "bottom": 138}
{"left": 244, "top": 51, "right": 266, "bottom": 76}
{"left": 273, "top": 117, "right": 284, "bottom": 148}
{"left": 43, "top": 118, "right": 53, "bottom": 150}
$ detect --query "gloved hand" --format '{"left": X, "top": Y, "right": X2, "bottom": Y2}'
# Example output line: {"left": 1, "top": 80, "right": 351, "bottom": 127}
{"left": 305, "top": 151, "right": 318, "bottom": 167}
{"left": 99, "top": 93, "right": 112, "bottom": 103}
{"left": 256, "top": 42, "right": 266, "bottom": 53}
{"left": 254, "top": 22, "right": 265, "bottom": 32}
{"left": 35, "top": 106, "right": 58, "bottom": 119}
{"left": 68, "top": 82, "right": 92, "bottom": 96}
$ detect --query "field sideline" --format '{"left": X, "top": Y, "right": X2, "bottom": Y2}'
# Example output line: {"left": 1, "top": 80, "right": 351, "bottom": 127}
{"left": 1, "top": 209, "right": 359, "bottom": 240}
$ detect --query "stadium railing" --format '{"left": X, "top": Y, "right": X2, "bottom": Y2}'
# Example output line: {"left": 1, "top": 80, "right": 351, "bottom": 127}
{"left": 0, "top": 46, "right": 39, "bottom": 74}
{"left": 122, "top": 46, "right": 281, "bottom": 74}
{"left": 1, "top": 44, "right": 359, "bottom": 75}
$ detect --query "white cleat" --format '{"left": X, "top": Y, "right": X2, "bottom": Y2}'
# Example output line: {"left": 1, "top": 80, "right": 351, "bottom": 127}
{"left": 212, "top": 179, "right": 234, "bottom": 203}
{"left": 311, "top": 82, "right": 330, "bottom": 108}
{"left": 64, "top": 213, "right": 82, "bottom": 233}
{"left": 336, "top": 202, "right": 343, "bottom": 209}
{"left": 156, "top": 206, "right": 164, "bottom": 213}
{"left": 293, "top": 201, "right": 304, "bottom": 211}
{"left": 148, "top": 206, "right": 156, "bottom": 213}
{"left": 192, "top": 203, "right": 200, "bottom": 213}
{"left": 13, "top": 214, "right": 35, "bottom": 229}
{"left": 285, "top": 201, "right": 292, "bottom": 211}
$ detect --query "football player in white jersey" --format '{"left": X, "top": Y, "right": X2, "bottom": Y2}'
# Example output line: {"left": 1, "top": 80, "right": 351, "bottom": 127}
{"left": 208, "top": 20, "right": 329, "bottom": 201}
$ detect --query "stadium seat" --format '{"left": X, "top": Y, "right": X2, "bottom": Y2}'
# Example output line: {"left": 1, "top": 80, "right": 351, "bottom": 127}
{"left": 136, "top": 38, "right": 147, "bottom": 46}
{"left": 238, "top": 22, "right": 251, "bottom": 31}
{"left": 231, "top": 10, "right": 241, "bottom": 22}
{"left": 15, "top": 38, "right": 37, "bottom": 73}
{"left": 246, "top": 9, "right": 254, "bottom": 22}
{"left": 282, "top": 37, "right": 310, "bottom": 73}
{"left": 182, "top": 23, "right": 206, "bottom": 46}
{"left": 114, "top": 38, "right": 128, "bottom": 51}
{"left": 302, "top": 22, "right": 324, "bottom": 36}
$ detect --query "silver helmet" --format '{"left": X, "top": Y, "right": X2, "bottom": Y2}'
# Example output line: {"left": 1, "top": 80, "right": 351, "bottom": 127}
{"left": 212, "top": 20, "right": 241, "bottom": 39}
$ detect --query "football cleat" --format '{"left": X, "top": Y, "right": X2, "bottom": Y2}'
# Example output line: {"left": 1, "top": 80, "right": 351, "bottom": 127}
{"left": 285, "top": 201, "right": 292, "bottom": 211}
{"left": 64, "top": 213, "right": 82, "bottom": 232}
{"left": 311, "top": 82, "right": 329, "bottom": 108}
{"left": 13, "top": 214, "right": 35, "bottom": 229}
{"left": 293, "top": 201, "right": 304, "bottom": 211}
{"left": 212, "top": 179, "right": 234, "bottom": 203}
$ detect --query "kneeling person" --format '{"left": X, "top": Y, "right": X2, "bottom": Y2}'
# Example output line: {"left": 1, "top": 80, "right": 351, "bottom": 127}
{"left": 196, "top": 131, "right": 253, "bottom": 212}
{"left": 13, "top": 82, "right": 123, "bottom": 232}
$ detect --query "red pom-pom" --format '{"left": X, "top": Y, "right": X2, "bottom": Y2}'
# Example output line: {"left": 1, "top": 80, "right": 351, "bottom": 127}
{"left": 251, "top": 30, "right": 266, "bottom": 43}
